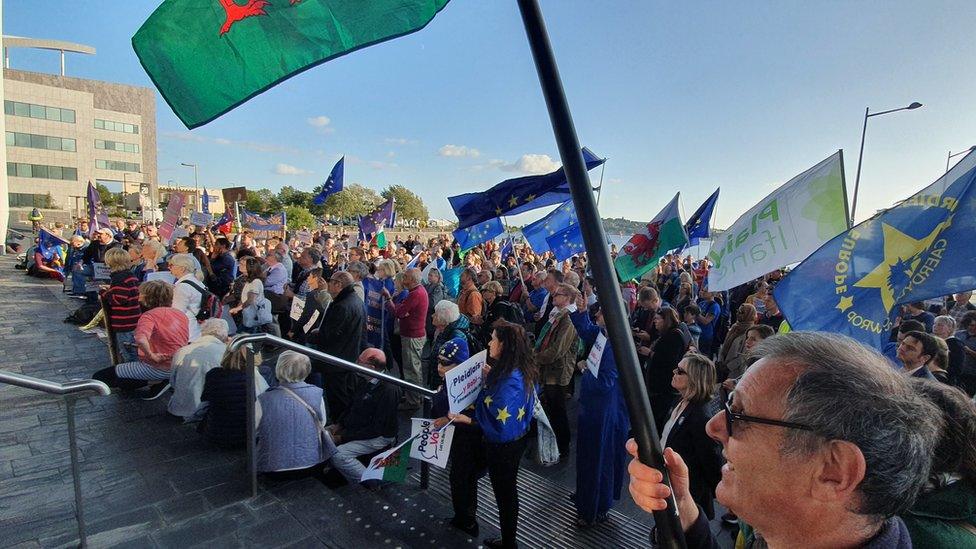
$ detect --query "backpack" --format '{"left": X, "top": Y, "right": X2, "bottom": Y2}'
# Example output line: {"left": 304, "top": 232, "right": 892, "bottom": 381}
{"left": 460, "top": 325, "right": 485, "bottom": 357}
{"left": 64, "top": 302, "right": 100, "bottom": 325}
{"left": 179, "top": 279, "right": 221, "bottom": 321}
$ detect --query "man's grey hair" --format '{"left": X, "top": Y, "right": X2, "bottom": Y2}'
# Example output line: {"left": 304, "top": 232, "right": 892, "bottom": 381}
{"left": 433, "top": 300, "right": 460, "bottom": 325}
{"left": 564, "top": 271, "right": 581, "bottom": 288}
{"left": 200, "top": 318, "right": 229, "bottom": 340}
{"left": 266, "top": 250, "right": 283, "bottom": 263}
{"left": 276, "top": 351, "right": 311, "bottom": 383}
{"left": 934, "top": 315, "right": 956, "bottom": 333}
{"left": 346, "top": 261, "right": 369, "bottom": 281}
{"left": 753, "top": 332, "right": 943, "bottom": 519}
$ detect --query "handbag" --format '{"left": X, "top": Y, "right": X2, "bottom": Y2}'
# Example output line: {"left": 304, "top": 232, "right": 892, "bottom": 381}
{"left": 533, "top": 396, "right": 560, "bottom": 466}
{"left": 243, "top": 294, "right": 274, "bottom": 328}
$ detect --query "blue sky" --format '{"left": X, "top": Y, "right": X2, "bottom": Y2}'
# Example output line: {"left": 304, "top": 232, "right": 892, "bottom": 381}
{"left": 6, "top": 1, "right": 976, "bottom": 228}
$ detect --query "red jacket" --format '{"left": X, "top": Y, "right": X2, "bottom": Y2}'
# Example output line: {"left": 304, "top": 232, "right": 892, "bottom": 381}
{"left": 390, "top": 284, "right": 429, "bottom": 338}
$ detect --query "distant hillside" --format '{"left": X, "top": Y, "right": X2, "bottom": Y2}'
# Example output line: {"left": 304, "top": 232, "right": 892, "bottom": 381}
{"left": 602, "top": 217, "right": 727, "bottom": 240}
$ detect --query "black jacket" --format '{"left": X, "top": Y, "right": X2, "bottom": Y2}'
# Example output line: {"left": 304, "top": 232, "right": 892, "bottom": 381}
{"left": 646, "top": 328, "right": 688, "bottom": 394}
{"left": 209, "top": 252, "right": 235, "bottom": 298}
{"left": 82, "top": 240, "right": 120, "bottom": 265}
{"left": 313, "top": 285, "right": 364, "bottom": 369}
{"left": 340, "top": 378, "right": 401, "bottom": 442}
{"left": 663, "top": 401, "right": 722, "bottom": 519}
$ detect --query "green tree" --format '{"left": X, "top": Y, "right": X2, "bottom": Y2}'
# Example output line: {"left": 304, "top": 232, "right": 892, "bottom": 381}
{"left": 96, "top": 183, "right": 118, "bottom": 206}
{"left": 319, "top": 184, "right": 382, "bottom": 220}
{"left": 284, "top": 205, "right": 316, "bottom": 230}
{"left": 279, "top": 185, "right": 324, "bottom": 216}
{"left": 245, "top": 189, "right": 283, "bottom": 215}
{"left": 381, "top": 185, "right": 428, "bottom": 222}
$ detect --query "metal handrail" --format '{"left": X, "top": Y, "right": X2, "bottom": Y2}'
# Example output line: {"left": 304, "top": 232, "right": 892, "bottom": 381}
{"left": 0, "top": 370, "right": 110, "bottom": 396}
{"left": 230, "top": 332, "right": 438, "bottom": 498}
{"left": 0, "top": 370, "right": 110, "bottom": 548}
{"left": 228, "top": 332, "right": 437, "bottom": 397}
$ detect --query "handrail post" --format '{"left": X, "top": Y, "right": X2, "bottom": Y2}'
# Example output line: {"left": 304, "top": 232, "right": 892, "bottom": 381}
{"left": 246, "top": 344, "right": 258, "bottom": 498}
{"left": 65, "top": 396, "right": 87, "bottom": 548}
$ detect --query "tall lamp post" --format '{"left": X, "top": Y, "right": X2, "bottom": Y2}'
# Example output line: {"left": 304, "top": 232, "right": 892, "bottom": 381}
{"left": 180, "top": 162, "right": 199, "bottom": 212}
{"left": 850, "top": 102, "right": 922, "bottom": 225}
{"left": 946, "top": 146, "right": 976, "bottom": 173}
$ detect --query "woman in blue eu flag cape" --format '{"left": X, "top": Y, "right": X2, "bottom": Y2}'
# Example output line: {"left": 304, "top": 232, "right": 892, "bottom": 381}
{"left": 449, "top": 320, "right": 538, "bottom": 549}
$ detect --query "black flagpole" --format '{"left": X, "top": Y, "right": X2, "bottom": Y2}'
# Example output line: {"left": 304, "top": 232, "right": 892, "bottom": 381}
{"left": 515, "top": 1, "right": 686, "bottom": 547}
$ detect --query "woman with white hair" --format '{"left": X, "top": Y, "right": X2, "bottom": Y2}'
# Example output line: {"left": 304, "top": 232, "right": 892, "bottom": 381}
{"left": 168, "top": 253, "right": 204, "bottom": 342}
{"left": 168, "top": 318, "right": 231, "bottom": 421}
{"left": 422, "top": 300, "right": 473, "bottom": 388}
{"left": 256, "top": 351, "right": 333, "bottom": 474}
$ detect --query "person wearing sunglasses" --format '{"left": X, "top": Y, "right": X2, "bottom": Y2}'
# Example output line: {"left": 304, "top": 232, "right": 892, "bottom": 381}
{"left": 627, "top": 332, "right": 942, "bottom": 549}
{"left": 659, "top": 353, "right": 723, "bottom": 521}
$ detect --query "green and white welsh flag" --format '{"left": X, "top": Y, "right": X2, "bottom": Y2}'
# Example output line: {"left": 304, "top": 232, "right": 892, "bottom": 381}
{"left": 614, "top": 193, "right": 687, "bottom": 281}
{"left": 361, "top": 438, "right": 413, "bottom": 483}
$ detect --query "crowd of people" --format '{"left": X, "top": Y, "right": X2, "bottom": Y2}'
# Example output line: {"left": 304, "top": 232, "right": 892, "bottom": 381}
{"left": 27, "top": 214, "right": 976, "bottom": 548}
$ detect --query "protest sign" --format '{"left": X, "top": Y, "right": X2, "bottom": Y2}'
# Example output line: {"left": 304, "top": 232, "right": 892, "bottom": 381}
{"left": 289, "top": 297, "right": 305, "bottom": 321}
{"left": 295, "top": 230, "right": 313, "bottom": 245}
{"left": 158, "top": 192, "right": 186, "bottom": 243}
{"left": 445, "top": 350, "right": 487, "bottom": 414}
{"left": 145, "top": 271, "right": 176, "bottom": 285}
{"left": 586, "top": 332, "right": 607, "bottom": 378}
{"left": 363, "top": 277, "right": 390, "bottom": 348}
{"left": 409, "top": 418, "right": 455, "bottom": 469}
{"left": 190, "top": 211, "right": 213, "bottom": 226}
{"left": 302, "top": 310, "right": 320, "bottom": 334}
{"left": 85, "top": 262, "right": 113, "bottom": 292}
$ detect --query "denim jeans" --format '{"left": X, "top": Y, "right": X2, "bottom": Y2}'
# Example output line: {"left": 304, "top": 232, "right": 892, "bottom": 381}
{"left": 330, "top": 435, "right": 396, "bottom": 484}
{"left": 71, "top": 264, "right": 91, "bottom": 294}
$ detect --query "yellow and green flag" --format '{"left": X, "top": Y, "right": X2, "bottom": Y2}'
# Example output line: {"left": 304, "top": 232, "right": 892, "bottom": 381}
{"left": 133, "top": 0, "right": 451, "bottom": 128}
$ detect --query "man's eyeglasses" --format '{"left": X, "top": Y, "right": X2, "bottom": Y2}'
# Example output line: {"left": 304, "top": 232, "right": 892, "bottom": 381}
{"left": 721, "top": 388, "right": 814, "bottom": 438}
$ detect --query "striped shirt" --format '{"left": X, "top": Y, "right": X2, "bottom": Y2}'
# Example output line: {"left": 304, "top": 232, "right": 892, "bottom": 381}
{"left": 102, "top": 270, "right": 141, "bottom": 332}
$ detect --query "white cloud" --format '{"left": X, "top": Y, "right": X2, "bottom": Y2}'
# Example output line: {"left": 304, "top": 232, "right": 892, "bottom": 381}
{"left": 307, "top": 115, "right": 331, "bottom": 127}
{"left": 500, "top": 154, "right": 560, "bottom": 174}
{"left": 385, "top": 137, "right": 416, "bottom": 146}
{"left": 161, "top": 131, "right": 205, "bottom": 142}
{"left": 438, "top": 144, "right": 481, "bottom": 158}
{"left": 214, "top": 138, "right": 232, "bottom": 145}
{"left": 274, "top": 163, "right": 312, "bottom": 176}
{"left": 386, "top": 151, "right": 396, "bottom": 158}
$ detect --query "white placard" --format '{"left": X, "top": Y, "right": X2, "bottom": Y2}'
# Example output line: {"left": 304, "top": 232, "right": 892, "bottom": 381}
{"left": 190, "top": 212, "right": 213, "bottom": 227}
{"left": 92, "top": 262, "right": 111, "bottom": 281}
{"left": 172, "top": 227, "right": 190, "bottom": 240}
{"left": 586, "top": 332, "right": 607, "bottom": 378}
{"left": 445, "top": 350, "right": 487, "bottom": 415}
{"left": 145, "top": 271, "right": 177, "bottom": 285}
{"left": 409, "top": 418, "right": 455, "bottom": 469}
{"left": 289, "top": 297, "right": 305, "bottom": 321}
{"left": 302, "top": 310, "right": 320, "bottom": 334}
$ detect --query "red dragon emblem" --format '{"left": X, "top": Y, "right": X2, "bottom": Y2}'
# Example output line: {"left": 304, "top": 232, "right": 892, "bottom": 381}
{"left": 219, "top": 0, "right": 301, "bottom": 36}
{"left": 622, "top": 220, "right": 662, "bottom": 264}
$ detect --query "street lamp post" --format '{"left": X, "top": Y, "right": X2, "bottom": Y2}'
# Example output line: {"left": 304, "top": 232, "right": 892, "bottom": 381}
{"left": 946, "top": 146, "right": 976, "bottom": 173}
{"left": 181, "top": 162, "right": 199, "bottom": 212}
{"left": 849, "top": 102, "right": 922, "bottom": 225}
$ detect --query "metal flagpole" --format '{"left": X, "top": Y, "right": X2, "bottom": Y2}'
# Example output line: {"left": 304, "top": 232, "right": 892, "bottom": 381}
{"left": 515, "top": 1, "right": 686, "bottom": 547}
{"left": 595, "top": 159, "right": 607, "bottom": 206}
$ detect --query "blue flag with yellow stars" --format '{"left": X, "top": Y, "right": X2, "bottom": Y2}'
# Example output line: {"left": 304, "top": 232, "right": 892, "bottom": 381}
{"left": 775, "top": 150, "right": 976, "bottom": 350}
{"left": 546, "top": 223, "right": 585, "bottom": 262}
{"left": 475, "top": 367, "right": 536, "bottom": 443}
{"left": 313, "top": 156, "right": 344, "bottom": 206}
{"left": 452, "top": 217, "right": 504, "bottom": 252}
{"left": 449, "top": 148, "right": 604, "bottom": 229}
{"left": 684, "top": 188, "right": 720, "bottom": 247}
{"left": 522, "top": 200, "right": 576, "bottom": 254}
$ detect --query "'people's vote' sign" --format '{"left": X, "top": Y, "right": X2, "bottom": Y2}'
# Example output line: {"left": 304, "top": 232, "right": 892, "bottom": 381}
{"left": 445, "top": 350, "right": 487, "bottom": 414}
{"left": 409, "top": 418, "right": 455, "bottom": 469}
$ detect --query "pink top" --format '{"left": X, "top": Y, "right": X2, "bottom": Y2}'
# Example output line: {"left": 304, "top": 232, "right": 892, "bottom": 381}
{"left": 135, "top": 307, "right": 190, "bottom": 371}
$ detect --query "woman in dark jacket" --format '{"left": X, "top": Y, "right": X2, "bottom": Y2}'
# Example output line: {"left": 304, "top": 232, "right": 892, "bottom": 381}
{"left": 199, "top": 344, "right": 267, "bottom": 448}
{"left": 290, "top": 268, "right": 330, "bottom": 345}
{"left": 660, "top": 353, "right": 722, "bottom": 519}
{"left": 478, "top": 281, "right": 522, "bottom": 347}
{"left": 644, "top": 307, "right": 688, "bottom": 433}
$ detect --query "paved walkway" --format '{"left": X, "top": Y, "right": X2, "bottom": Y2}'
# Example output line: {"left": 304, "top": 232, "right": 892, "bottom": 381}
{"left": 0, "top": 255, "right": 732, "bottom": 548}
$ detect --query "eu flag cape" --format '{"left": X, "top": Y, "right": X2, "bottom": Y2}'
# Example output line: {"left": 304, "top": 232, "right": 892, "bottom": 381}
{"left": 449, "top": 148, "right": 604, "bottom": 229}
{"left": 133, "top": 0, "right": 451, "bottom": 128}
{"left": 775, "top": 151, "right": 976, "bottom": 350}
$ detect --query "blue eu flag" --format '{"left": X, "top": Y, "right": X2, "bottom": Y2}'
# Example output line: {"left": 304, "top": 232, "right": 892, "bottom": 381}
{"left": 775, "top": 151, "right": 976, "bottom": 350}
{"left": 522, "top": 200, "right": 576, "bottom": 254}
{"left": 684, "top": 188, "right": 720, "bottom": 247}
{"left": 202, "top": 189, "right": 211, "bottom": 214}
{"left": 449, "top": 148, "right": 604, "bottom": 229}
{"left": 313, "top": 156, "right": 344, "bottom": 206}
{"left": 499, "top": 236, "right": 514, "bottom": 260}
{"left": 546, "top": 223, "right": 585, "bottom": 262}
{"left": 453, "top": 218, "right": 504, "bottom": 252}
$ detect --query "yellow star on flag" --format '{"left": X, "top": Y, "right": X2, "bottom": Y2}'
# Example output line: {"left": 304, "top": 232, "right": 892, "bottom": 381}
{"left": 516, "top": 406, "right": 526, "bottom": 421}
{"left": 483, "top": 395, "right": 493, "bottom": 407}
{"left": 524, "top": 194, "right": 536, "bottom": 203}
{"left": 495, "top": 206, "right": 503, "bottom": 215}
{"left": 853, "top": 220, "right": 950, "bottom": 312}
{"left": 496, "top": 406, "right": 511, "bottom": 424}
{"left": 836, "top": 296, "right": 854, "bottom": 312}
{"left": 508, "top": 195, "right": 519, "bottom": 207}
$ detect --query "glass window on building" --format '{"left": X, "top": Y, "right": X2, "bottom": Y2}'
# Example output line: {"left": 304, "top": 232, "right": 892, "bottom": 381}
{"left": 29, "top": 104, "right": 45, "bottom": 118}
{"left": 63, "top": 138, "right": 76, "bottom": 152}
{"left": 13, "top": 102, "right": 29, "bottom": 117}
{"left": 15, "top": 163, "right": 31, "bottom": 178}
{"left": 44, "top": 106, "right": 61, "bottom": 122}
{"left": 61, "top": 109, "right": 75, "bottom": 123}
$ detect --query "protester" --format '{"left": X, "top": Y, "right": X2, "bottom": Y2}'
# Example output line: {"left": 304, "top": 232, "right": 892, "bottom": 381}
{"left": 695, "top": 291, "right": 721, "bottom": 356}
{"left": 100, "top": 247, "right": 141, "bottom": 363}
{"left": 627, "top": 332, "right": 942, "bottom": 548}
{"left": 716, "top": 303, "right": 757, "bottom": 381}
{"left": 933, "top": 315, "right": 965, "bottom": 387}
{"left": 92, "top": 280, "right": 189, "bottom": 395}
{"left": 535, "top": 282, "right": 580, "bottom": 456}
{"left": 478, "top": 280, "right": 522, "bottom": 346}
{"left": 256, "top": 351, "right": 331, "bottom": 474}
{"left": 323, "top": 348, "right": 401, "bottom": 490}
{"left": 209, "top": 237, "right": 235, "bottom": 298}
{"left": 448, "top": 320, "right": 537, "bottom": 549}
{"left": 312, "top": 271, "right": 365, "bottom": 418}
{"left": 384, "top": 268, "right": 428, "bottom": 411}
{"left": 660, "top": 353, "right": 722, "bottom": 519}
{"left": 570, "top": 296, "right": 630, "bottom": 528}
{"left": 643, "top": 307, "right": 688, "bottom": 433}
{"left": 457, "top": 267, "right": 484, "bottom": 325}
{"left": 955, "top": 311, "right": 976, "bottom": 397}
{"left": 168, "top": 253, "right": 204, "bottom": 342}
{"left": 199, "top": 342, "right": 267, "bottom": 448}
{"left": 168, "top": 318, "right": 232, "bottom": 421}
{"left": 290, "top": 268, "right": 329, "bottom": 345}
{"left": 897, "top": 330, "right": 939, "bottom": 380}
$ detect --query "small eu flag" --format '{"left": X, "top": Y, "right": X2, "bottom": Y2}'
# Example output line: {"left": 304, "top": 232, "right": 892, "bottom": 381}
{"left": 313, "top": 157, "right": 344, "bottom": 205}
{"left": 546, "top": 223, "right": 585, "bottom": 262}
{"left": 453, "top": 218, "right": 504, "bottom": 252}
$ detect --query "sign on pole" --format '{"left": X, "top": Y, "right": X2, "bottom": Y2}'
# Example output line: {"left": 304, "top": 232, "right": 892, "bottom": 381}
{"left": 444, "top": 350, "right": 487, "bottom": 414}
